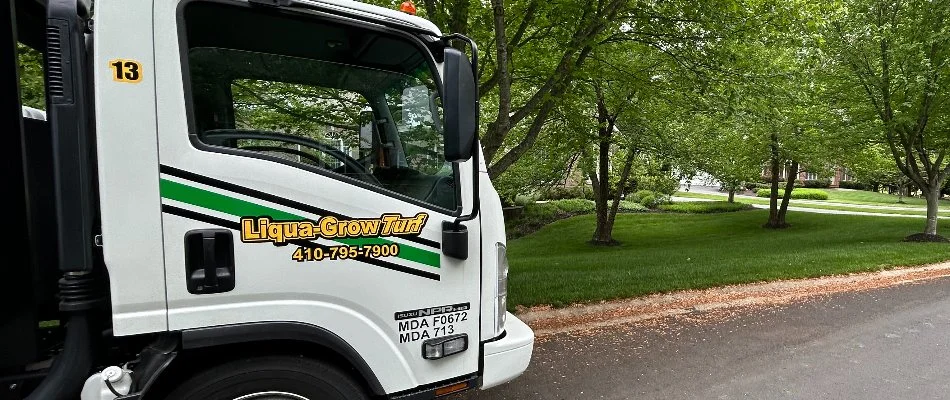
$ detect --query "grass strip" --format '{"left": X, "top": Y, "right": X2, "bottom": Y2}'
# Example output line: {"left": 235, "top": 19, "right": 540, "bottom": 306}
{"left": 508, "top": 210, "right": 949, "bottom": 308}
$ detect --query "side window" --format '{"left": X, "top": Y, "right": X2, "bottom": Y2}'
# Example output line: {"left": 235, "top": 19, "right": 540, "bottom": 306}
{"left": 17, "top": 43, "right": 46, "bottom": 117}
{"left": 229, "top": 79, "right": 371, "bottom": 173}
{"left": 181, "top": 2, "right": 458, "bottom": 212}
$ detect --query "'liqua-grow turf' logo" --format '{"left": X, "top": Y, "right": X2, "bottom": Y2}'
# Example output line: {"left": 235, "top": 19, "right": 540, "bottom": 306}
{"left": 240, "top": 213, "right": 428, "bottom": 244}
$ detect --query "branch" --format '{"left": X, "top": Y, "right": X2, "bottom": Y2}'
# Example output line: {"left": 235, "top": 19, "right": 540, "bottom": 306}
{"left": 232, "top": 82, "right": 355, "bottom": 131}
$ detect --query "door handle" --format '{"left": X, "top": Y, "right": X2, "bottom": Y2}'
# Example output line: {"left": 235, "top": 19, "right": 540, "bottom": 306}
{"left": 184, "top": 229, "right": 235, "bottom": 294}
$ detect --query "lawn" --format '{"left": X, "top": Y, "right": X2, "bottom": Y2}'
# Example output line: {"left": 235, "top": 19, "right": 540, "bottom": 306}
{"left": 507, "top": 210, "right": 950, "bottom": 308}
{"left": 826, "top": 189, "right": 950, "bottom": 207}
{"left": 675, "top": 191, "right": 950, "bottom": 216}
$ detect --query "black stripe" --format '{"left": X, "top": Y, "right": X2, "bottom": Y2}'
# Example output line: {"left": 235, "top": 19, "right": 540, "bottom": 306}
{"left": 160, "top": 165, "right": 442, "bottom": 250}
{"left": 163, "top": 204, "right": 242, "bottom": 230}
{"left": 162, "top": 205, "right": 440, "bottom": 281}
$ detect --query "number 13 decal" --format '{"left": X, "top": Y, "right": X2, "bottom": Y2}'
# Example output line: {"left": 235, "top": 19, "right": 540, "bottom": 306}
{"left": 109, "top": 59, "right": 142, "bottom": 83}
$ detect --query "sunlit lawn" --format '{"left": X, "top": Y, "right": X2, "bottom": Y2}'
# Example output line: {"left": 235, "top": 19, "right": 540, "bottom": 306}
{"left": 508, "top": 210, "right": 950, "bottom": 308}
{"left": 675, "top": 191, "right": 949, "bottom": 216}
{"left": 827, "top": 189, "right": 950, "bottom": 207}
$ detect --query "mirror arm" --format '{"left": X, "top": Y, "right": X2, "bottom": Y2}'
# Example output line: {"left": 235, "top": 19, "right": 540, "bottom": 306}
{"left": 441, "top": 33, "right": 478, "bottom": 79}
{"left": 442, "top": 33, "right": 480, "bottom": 229}
{"left": 452, "top": 139, "right": 480, "bottom": 229}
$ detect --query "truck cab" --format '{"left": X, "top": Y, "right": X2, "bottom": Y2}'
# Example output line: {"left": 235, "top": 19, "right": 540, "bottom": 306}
{"left": 1, "top": 0, "right": 533, "bottom": 399}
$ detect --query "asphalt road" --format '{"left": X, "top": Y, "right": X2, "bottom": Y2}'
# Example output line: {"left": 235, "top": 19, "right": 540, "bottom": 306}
{"left": 459, "top": 277, "right": 950, "bottom": 399}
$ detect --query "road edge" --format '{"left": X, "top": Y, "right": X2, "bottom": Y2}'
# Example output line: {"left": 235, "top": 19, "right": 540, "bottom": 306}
{"left": 519, "top": 261, "right": 950, "bottom": 337}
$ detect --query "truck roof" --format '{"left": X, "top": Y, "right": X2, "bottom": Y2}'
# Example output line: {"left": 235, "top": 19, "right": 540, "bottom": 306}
{"left": 68, "top": 0, "right": 440, "bottom": 37}
{"left": 297, "top": 0, "right": 442, "bottom": 36}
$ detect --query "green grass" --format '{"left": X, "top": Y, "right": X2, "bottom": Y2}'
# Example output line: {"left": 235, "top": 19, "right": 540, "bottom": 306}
{"left": 507, "top": 210, "right": 949, "bottom": 308}
{"left": 675, "top": 191, "right": 950, "bottom": 216}
{"left": 504, "top": 199, "right": 647, "bottom": 239}
{"left": 658, "top": 201, "right": 754, "bottom": 213}
{"left": 826, "top": 189, "right": 950, "bottom": 207}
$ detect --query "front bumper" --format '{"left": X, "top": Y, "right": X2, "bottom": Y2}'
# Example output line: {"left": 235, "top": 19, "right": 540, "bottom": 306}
{"left": 480, "top": 312, "right": 534, "bottom": 389}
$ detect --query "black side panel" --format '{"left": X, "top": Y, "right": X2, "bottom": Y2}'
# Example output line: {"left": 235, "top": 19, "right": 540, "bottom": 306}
{"left": 22, "top": 117, "right": 61, "bottom": 320}
{"left": 181, "top": 322, "right": 386, "bottom": 395}
{"left": 46, "top": 0, "right": 96, "bottom": 272}
{"left": 1, "top": 0, "right": 38, "bottom": 369}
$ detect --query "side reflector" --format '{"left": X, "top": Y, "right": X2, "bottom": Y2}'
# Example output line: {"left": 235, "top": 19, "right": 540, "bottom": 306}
{"left": 422, "top": 334, "right": 468, "bottom": 360}
{"left": 434, "top": 382, "right": 471, "bottom": 397}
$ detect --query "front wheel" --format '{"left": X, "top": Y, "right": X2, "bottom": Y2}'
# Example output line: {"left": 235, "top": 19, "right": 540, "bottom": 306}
{"left": 163, "top": 356, "right": 370, "bottom": 400}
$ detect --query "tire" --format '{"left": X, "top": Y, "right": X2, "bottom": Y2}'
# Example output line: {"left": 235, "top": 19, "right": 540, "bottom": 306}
{"left": 163, "top": 356, "right": 370, "bottom": 400}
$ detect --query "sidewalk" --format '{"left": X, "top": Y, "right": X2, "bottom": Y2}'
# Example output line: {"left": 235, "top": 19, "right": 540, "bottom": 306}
{"left": 684, "top": 187, "right": 933, "bottom": 211}
{"left": 671, "top": 194, "right": 947, "bottom": 219}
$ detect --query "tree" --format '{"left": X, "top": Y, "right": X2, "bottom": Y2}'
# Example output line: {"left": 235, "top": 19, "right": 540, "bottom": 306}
{"left": 564, "top": 35, "right": 692, "bottom": 245}
{"left": 825, "top": 0, "right": 950, "bottom": 240}
{"left": 701, "top": 1, "right": 841, "bottom": 229}
{"left": 375, "top": 0, "right": 772, "bottom": 182}
{"left": 690, "top": 117, "right": 767, "bottom": 203}
{"left": 584, "top": 82, "right": 639, "bottom": 246}
{"left": 842, "top": 144, "right": 904, "bottom": 192}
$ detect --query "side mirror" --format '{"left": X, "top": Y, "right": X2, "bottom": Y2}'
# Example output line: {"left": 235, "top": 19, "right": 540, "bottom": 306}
{"left": 442, "top": 48, "right": 477, "bottom": 162}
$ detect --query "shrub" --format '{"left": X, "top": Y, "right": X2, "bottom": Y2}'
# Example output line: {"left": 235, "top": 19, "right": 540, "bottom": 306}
{"left": 520, "top": 202, "right": 559, "bottom": 220}
{"left": 618, "top": 200, "right": 648, "bottom": 212}
{"left": 756, "top": 188, "right": 829, "bottom": 200}
{"left": 551, "top": 198, "right": 596, "bottom": 214}
{"left": 505, "top": 198, "right": 645, "bottom": 239}
{"left": 794, "top": 189, "right": 830, "bottom": 200}
{"left": 631, "top": 190, "right": 656, "bottom": 204}
{"left": 802, "top": 179, "right": 831, "bottom": 188}
{"left": 639, "top": 194, "right": 658, "bottom": 208}
{"left": 659, "top": 201, "right": 754, "bottom": 214}
{"left": 538, "top": 186, "right": 593, "bottom": 201}
{"left": 513, "top": 195, "right": 538, "bottom": 206}
{"left": 639, "top": 175, "right": 680, "bottom": 196}
{"left": 838, "top": 181, "right": 868, "bottom": 190}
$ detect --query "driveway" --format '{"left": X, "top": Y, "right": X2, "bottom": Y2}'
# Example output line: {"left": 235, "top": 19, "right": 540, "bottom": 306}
{"left": 458, "top": 274, "right": 950, "bottom": 399}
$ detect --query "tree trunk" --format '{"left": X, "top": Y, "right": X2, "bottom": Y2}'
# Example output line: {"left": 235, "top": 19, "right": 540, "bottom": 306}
{"left": 765, "top": 132, "right": 783, "bottom": 228}
{"left": 925, "top": 188, "right": 940, "bottom": 236}
{"left": 776, "top": 161, "right": 799, "bottom": 228}
{"left": 603, "top": 146, "right": 638, "bottom": 241}
{"left": 590, "top": 87, "right": 614, "bottom": 245}
{"left": 728, "top": 189, "right": 736, "bottom": 203}
{"left": 590, "top": 133, "right": 611, "bottom": 244}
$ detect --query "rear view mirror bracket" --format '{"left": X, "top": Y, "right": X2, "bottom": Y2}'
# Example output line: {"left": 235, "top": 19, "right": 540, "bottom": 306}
{"left": 440, "top": 34, "right": 480, "bottom": 259}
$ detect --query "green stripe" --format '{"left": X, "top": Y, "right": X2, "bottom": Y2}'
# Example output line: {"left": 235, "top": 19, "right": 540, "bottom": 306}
{"left": 160, "top": 180, "right": 300, "bottom": 221}
{"left": 336, "top": 237, "right": 441, "bottom": 268}
{"left": 160, "top": 179, "right": 441, "bottom": 268}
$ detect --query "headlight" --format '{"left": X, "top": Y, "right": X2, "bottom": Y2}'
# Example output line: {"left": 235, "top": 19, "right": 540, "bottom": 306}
{"left": 495, "top": 242, "right": 509, "bottom": 334}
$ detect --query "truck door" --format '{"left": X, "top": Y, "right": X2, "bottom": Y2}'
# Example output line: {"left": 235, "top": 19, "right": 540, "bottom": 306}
{"left": 153, "top": 0, "right": 481, "bottom": 392}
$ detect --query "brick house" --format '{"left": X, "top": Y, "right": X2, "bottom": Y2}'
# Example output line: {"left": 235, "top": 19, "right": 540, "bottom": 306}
{"left": 762, "top": 165, "right": 854, "bottom": 188}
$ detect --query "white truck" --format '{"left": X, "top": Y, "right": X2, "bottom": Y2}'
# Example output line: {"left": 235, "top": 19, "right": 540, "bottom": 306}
{"left": 1, "top": 0, "right": 533, "bottom": 399}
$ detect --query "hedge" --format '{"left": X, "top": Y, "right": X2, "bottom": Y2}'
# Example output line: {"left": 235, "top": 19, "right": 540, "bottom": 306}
{"left": 658, "top": 201, "right": 754, "bottom": 214}
{"left": 756, "top": 188, "right": 829, "bottom": 200}
{"left": 801, "top": 179, "right": 831, "bottom": 188}
{"left": 838, "top": 181, "right": 869, "bottom": 190}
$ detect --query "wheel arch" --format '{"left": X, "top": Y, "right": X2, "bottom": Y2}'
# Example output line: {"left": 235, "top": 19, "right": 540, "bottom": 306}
{"left": 143, "top": 322, "right": 386, "bottom": 399}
